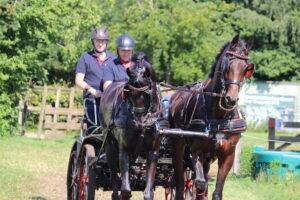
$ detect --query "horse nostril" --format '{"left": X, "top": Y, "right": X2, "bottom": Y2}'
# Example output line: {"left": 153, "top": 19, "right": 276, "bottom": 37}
{"left": 225, "top": 96, "right": 237, "bottom": 105}
{"left": 232, "top": 97, "right": 238, "bottom": 103}
{"left": 225, "top": 96, "right": 231, "bottom": 103}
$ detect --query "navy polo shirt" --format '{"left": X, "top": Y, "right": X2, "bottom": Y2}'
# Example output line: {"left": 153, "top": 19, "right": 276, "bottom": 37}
{"left": 103, "top": 58, "right": 130, "bottom": 83}
{"left": 76, "top": 50, "right": 116, "bottom": 96}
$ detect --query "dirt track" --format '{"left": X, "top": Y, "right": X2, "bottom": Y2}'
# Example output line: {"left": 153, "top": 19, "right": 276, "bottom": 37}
{"left": 34, "top": 163, "right": 218, "bottom": 200}
{"left": 34, "top": 174, "right": 168, "bottom": 200}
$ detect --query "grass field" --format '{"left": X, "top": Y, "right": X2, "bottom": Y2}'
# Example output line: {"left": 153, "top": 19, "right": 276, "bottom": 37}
{"left": 0, "top": 130, "right": 300, "bottom": 200}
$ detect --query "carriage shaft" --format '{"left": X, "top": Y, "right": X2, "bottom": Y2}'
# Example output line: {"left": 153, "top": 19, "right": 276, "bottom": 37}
{"left": 158, "top": 128, "right": 209, "bottom": 137}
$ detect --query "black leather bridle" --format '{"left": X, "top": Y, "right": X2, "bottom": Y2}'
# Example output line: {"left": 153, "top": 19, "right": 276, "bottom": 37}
{"left": 219, "top": 50, "right": 255, "bottom": 111}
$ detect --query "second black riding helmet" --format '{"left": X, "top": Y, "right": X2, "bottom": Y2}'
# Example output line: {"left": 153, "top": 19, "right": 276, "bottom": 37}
{"left": 116, "top": 34, "right": 135, "bottom": 50}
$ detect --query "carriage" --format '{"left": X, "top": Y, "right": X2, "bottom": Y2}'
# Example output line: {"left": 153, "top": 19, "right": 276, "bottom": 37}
{"left": 66, "top": 91, "right": 247, "bottom": 200}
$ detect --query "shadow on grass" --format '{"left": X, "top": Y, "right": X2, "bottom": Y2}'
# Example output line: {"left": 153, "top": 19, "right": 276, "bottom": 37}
{"left": 30, "top": 196, "right": 47, "bottom": 200}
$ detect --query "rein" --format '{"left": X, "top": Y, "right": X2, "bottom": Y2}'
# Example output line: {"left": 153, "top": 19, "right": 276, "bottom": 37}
{"left": 127, "top": 84, "right": 149, "bottom": 92}
{"left": 218, "top": 93, "right": 237, "bottom": 111}
{"left": 159, "top": 82, "right": 224, "bottom": 97}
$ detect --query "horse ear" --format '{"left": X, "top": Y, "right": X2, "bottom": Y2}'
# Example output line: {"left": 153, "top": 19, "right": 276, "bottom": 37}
{"left": 144, "top": 61, "right": 157, "bottom": 82}
{"left": 133, "top": 51, "right": 147, "bottom": 62}
{"left": 246, "top": 37, "right": 254, "bottom": 50}
{"left": 230, "top": 34, "right": 240, "bottom": 46}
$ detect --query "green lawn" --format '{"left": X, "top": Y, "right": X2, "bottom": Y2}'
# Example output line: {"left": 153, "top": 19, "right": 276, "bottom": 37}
{"left": 0, "top": 134, "right": 74, "bottom": 200}
{"left": 0, "top": 130, "right": 300, "bottom": 200}
{"left": 216, "top": 176, "right": 300, "bottom": 200}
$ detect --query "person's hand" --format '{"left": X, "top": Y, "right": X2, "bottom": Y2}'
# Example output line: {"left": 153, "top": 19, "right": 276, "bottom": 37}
{"left": 95, "top": 90, "right": 102, "bottom": 98}
{"left": 88, "top": 87, "right": 101, "bottom": 97}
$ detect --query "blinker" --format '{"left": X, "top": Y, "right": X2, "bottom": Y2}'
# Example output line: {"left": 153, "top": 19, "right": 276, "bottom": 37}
{"left": 245, "top": 63, "right": 255, "bottom": 78}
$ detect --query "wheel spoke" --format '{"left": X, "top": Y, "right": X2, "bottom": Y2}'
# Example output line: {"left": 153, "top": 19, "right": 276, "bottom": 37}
{"left": 79, "top": 153, "right": 87, "bottom": 199}
{"left": 68, "top": 152, "right": 79, "bottom": 200}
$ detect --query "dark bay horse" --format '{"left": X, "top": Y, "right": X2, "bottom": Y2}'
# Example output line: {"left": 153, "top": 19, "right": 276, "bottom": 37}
{"left": 169, "top": 35, "right": 255, "bottom": 200}
{"left": 100, "top": 53, "right": 161, "bottom": 200}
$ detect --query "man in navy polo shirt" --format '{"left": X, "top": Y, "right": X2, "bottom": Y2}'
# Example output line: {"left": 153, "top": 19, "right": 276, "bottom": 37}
{"left": 75, "top": 27, "right": 115, "bottom": 132}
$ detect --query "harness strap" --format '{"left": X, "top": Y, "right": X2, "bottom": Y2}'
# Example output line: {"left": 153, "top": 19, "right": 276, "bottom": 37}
{"left": 179, "top": 118, "right": 246, "bottom": 134}
{"left": 226, "top": 50, "right": 249, "bottom": 60}
{"left": 224, "top": 80, "right": 243, "bottom": 87}
{"left": 209, "top": 118, "right": 246, "bottom": 133}
{"left": 127, "top": 84, "right": 149, "bottom": 92}
{"left": 159, "top": 82, "right": 224, "bottom": 97}
{"left": 186, "top": 93, "right": 200, "bottom": 128}
{"left": 180, "top": 92, "right": 194, "bottom": 126}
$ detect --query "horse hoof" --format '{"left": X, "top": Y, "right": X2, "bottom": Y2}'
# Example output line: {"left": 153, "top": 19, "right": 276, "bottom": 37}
{"left": 174, "top": 194, "right": 184, "bottom": 200}
{"left": 196, "top": 196, "right": 208, "bottom": 200}
{"left": 112, "top": 192, "right": 120, "bottom": 200}
{"left": 212, "top": 193, "right": 222, "bottom": 200}
{"left": 194, "top": 179, "right": 207, "bottom": 193}
{"left": 121, "top": 190, "right": 132, "bottom": 200}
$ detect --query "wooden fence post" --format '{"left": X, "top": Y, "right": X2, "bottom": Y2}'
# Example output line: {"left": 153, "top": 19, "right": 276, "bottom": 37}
{"left": 268, "top": 117, "right": 276, "bottom": 150}
{"left": 67, "top": 87, "right": 75, "bottom": 125}
{"left": 18, "top": 100, "right": 23, "bottom": 126}
{"left": 53, "top": 87, "right": 61, "bottom": 124}
{"left": 37, "top": 85, "right": 48, "bottom": 139}
{"left": 18, "top": 90, "right": 29, "bottom": 136}
{"left": 20, "top": 101, "right": 28, "bottom": 136}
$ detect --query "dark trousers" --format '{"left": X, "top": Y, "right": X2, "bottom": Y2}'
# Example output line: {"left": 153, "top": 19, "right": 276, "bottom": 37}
{"left": 84, "top": 97, "right": 101, "bottom": 134}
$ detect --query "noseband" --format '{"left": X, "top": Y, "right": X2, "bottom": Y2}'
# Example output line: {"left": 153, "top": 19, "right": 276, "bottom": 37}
{"left": 222, "top": 50, "right": 250, "bottom": 88}
{"left": 126, "top": 77, "right": 153, "bottom": 116}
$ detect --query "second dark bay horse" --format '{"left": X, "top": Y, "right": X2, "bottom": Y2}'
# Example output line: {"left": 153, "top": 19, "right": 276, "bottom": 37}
{"left": 100, "top": 53, "right": 161, "bottom": 200}
{"left": 169, "top": 35, "right": 255, "bottom": 200}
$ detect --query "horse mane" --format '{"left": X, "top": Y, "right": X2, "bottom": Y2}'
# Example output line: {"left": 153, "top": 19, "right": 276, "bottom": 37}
{"left": 133, "top": 51, "right": 157, "bottom": 82}
{"left": 144, "top": 61, "right": 157, "bottom": 82}
{"left": 209, "top": 42, "right": 231, "bottom": 78}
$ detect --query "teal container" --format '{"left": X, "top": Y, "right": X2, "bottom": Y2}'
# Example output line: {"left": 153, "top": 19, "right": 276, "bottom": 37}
{"left": 253, "top": 146, "right": 300, "bottom": 179}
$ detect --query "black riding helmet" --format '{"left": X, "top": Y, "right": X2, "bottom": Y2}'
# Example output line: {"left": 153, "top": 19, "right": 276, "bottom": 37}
{"left": 116, "top": 34, "right": 135, "bottom": 50}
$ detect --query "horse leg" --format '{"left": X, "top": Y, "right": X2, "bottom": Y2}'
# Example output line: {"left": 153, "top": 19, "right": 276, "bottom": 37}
{"left": 143, "top": 150, "right": 159, "bottom": 200}
{"left": 105, "top": 141, "right": 120, "bottom": 200}
{"left": 119, "top": 147, "right": 132, "bottom": 199}
{"left": 191, "top": 153, "right": 207, "bottom": 200}
{"left": 111, "top": 171, "right": 120, "bottom": 200}
{"left": 212, "top": 137, "right": 240, "bottom": 200}
{"left": 172, "top": 138, "right": 185, "bottom": 200}
{"left": 202, "top": 158, "right": 210, "bottom": 200}
{"left": 144, "top": 136, "right": 161, "bottom": 200}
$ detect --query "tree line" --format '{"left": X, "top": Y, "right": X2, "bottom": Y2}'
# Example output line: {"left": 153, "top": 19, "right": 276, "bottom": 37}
{"left": 0, "top": 0, "right": 299, "bottom": 135}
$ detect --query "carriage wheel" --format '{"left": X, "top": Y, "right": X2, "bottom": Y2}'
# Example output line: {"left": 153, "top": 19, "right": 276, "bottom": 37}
{"left": 78, "top": 144, "right": 96, "bottom": 200}
{"left": 164, "top": 170, "right": 194, "bottom": 200}
{"left": 183, "top": 170, "right": 193, "bottom": 200}
{"left": 67, "top": 150, "right": 79, "bottom": 200}
{"left": 165, "top": 187, "right": 175, "bottom": 200}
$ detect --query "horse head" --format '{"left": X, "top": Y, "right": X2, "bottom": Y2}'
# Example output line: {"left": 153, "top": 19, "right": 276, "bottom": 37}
{"left": 125, "top": 52, "right": 158, "bottom": 120}
{"left": 211, "top": 34, "right": 255, "bottom": 112}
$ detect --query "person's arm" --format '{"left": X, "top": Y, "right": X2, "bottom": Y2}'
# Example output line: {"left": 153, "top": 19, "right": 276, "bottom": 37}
{"left": 75, "top": 55, "right": 101, "bottom": 97}
{"left": 75, "top": 73, "right": 101, "bottom": 97}
{"left": 75, "top": 73, "right": 90, "bottom": 90}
